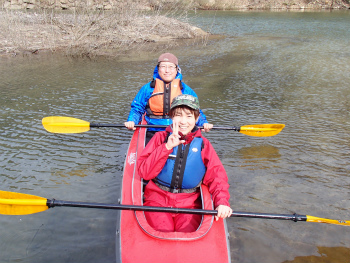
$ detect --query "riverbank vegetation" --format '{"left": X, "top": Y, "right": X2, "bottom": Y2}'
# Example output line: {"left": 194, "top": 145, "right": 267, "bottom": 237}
{"left": 1, "top": 0, "right": 349, "bottom": 57}
{"left": 0, "top": 2, "right": 210, "bottom": 57}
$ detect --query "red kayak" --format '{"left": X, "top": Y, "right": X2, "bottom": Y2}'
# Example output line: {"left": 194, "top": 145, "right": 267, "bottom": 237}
{"left": 116, "top": 121, "right": 231, "bottom": 263}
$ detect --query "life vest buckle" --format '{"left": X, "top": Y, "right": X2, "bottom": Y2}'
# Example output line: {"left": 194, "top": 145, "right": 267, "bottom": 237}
{"left": 170, "top": 188, "right": 180, "bottom": 194}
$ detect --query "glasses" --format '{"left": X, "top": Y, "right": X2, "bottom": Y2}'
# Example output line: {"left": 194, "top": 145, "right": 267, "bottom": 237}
{"left": 159, "top": 65, "right": 177, "bottom": 71}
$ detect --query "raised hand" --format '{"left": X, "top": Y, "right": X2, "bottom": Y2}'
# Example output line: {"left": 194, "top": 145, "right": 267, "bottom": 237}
{"left": 165, "top": 120, "right": 185, "bottom": 150}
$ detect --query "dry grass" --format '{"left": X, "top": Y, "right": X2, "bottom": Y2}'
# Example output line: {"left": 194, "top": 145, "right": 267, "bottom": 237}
{"left": 0, "top": 3, "right": 209, "bottom": 57}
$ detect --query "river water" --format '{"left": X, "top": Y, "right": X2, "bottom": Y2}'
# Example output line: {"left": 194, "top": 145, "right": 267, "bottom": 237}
{"left": 0, "top": 10, "right": 349, "bottom": 263}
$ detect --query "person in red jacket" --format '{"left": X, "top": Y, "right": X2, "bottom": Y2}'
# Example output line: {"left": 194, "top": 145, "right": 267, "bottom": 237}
{"left": 137, "top": 94, "right": 232, "bottom": 232}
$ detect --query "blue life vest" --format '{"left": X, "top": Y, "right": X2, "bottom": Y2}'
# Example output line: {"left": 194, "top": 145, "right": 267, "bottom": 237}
{"left": 155, "top": 137, "right": 206, "bottom": 189}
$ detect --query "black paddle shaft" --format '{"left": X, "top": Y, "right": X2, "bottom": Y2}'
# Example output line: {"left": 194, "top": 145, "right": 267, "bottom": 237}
{"left": 46, "top": 199, "right": 306, "bottom": 222}
{"left": 89, "top": 123, "right": 240, "bottom": 131}
{"left": 46, "top": 199, "right": 218, "bottom": 215}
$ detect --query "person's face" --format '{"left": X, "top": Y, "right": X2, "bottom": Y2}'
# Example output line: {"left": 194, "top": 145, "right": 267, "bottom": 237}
{"left": 158, "top": 62, "right": 177, "bottom": 83}
{"left": 172, "top": 108, "right": 197, "bottom": 135}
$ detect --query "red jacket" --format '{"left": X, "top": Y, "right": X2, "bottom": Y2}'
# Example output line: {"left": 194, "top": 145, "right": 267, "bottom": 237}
{"left": 137, "top": 126, "right": 230, "bottom": 208}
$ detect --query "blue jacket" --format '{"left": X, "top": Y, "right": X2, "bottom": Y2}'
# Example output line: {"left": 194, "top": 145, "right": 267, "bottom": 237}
{"left": 127, "top": 66, "right": 208, "bottom": 131}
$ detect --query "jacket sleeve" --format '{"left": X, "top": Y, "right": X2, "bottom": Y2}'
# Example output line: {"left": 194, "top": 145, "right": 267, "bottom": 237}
{"left": 137, "top": 132, "right": 172, "bottom": 180}
{"left": 201, "top": 138, "right": 231, "bottom": 208}
{"left": 181, "top": 82, "right": 208, "bottom": 126}
{"left": 127, "top": 82, "right": 152, "bottom": 124}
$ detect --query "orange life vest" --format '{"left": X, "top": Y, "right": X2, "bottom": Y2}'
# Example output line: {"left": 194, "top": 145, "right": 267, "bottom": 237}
{"left": 147, "top": 78, "right": 182, "bottom": 118}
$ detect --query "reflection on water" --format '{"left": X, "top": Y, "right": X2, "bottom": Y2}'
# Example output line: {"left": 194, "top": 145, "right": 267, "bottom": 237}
{"left": 0, "top": 10, "right": 350, "bottom": 263}
{"left": 282, "top": 246, "right": 350, "bottom": 263}
{"left": 237, "top": 145, "right": 281, "bottom": 169}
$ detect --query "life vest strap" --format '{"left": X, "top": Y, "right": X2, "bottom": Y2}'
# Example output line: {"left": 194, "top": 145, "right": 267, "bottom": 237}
{"left": 170, "top": 143, "right": 190, "bottom": 190}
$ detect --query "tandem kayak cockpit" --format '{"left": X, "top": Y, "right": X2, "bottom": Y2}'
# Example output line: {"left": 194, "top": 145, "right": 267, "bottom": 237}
{"left": 116, "top": 120, "right": 231, "bottom": 263}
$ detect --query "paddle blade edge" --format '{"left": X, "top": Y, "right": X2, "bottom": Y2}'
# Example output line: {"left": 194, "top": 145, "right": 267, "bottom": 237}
{"left": 240, "top": 124, "right": 285, "bottom": 137}
{"left": 306, "top": 215, "right": 350, "bottom": 226}
{"left": 0, "top": 191, "right": 49, "bottom": 215}
{"left": 42, "top": 116, "right": 90, "bottom": 133}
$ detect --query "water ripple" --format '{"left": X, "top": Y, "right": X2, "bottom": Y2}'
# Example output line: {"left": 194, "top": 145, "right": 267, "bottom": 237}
{"left": 1, "top": 10, "right": 350, "bottom": 263}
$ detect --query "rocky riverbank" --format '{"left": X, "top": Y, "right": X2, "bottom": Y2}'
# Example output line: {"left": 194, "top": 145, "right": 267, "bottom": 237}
{"left": 195, "top": 0, "right": 349, "bottom": 10}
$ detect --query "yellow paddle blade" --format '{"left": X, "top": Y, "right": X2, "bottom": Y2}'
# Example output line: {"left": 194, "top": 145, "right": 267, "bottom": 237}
{"left": 306, "top": 215, "right": 350, "bottom": 226}
{"left": 42, "top": 116, "right": 90, "bottom": 134}
{"left": 239, "top": 124, "right": 285, "bottom": 137}
{"left": 0, "top": 190, "right": 48, "bottom": 215}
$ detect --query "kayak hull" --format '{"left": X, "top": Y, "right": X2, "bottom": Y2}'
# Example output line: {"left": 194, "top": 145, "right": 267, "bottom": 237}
{"left": 116, "top": 123, "right": 231, "bottom": 263}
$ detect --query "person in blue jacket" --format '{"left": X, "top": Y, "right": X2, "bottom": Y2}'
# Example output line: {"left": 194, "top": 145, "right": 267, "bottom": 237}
{"left": 125, "top": 53, "right": 213, "bottom": 143}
